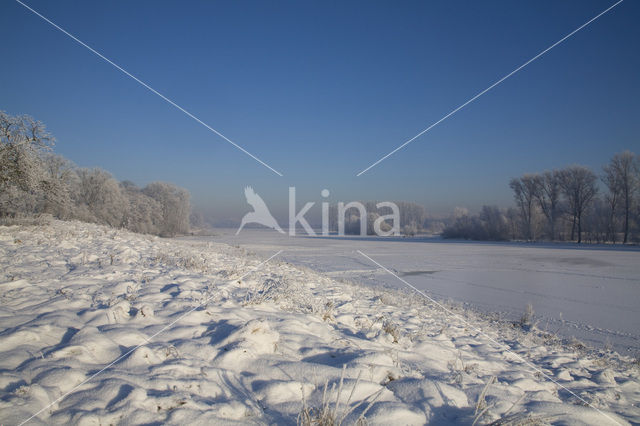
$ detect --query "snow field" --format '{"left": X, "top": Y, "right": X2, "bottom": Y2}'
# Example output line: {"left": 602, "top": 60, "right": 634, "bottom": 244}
{"left": 0, "top": 220, "right": 638, "bottom": 424}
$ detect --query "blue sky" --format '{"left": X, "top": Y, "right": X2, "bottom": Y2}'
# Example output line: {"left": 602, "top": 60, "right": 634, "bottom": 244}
{"left": 1, "top": 0, "right": 639, "bottom": 222}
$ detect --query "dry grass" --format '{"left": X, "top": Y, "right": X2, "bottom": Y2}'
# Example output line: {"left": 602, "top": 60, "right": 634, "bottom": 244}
{"left": 298, "top": 367, "right": 382, "bottom": 426}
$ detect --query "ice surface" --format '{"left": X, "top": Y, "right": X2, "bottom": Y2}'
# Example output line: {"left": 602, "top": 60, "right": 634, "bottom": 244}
{"left": 205, "top": 229, "right": 640, "bottom": 356}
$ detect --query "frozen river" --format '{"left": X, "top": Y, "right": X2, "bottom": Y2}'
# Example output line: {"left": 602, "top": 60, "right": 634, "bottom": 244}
{"left": 189, "top": 229, "right": 640, "bottom": 355}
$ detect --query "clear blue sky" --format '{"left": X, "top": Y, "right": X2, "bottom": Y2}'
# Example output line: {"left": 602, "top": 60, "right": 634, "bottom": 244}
{"left": 1, "top": 0, "right": 639, "bottom": 222}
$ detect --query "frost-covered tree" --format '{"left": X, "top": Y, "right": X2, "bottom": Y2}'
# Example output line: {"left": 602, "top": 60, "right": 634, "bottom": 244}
{"left": 142, "top": 182, "right": 190, "bottom": 236}
{"left": 453, "top": 207, "right": 469, "bottom": 219}
{"left": 534, "top": 170, "right": 561, "bottom": 240}
{"left": 120, "top": 181, "right": 162, "bottom": 234}
{"left": 0, "top": 111, "right": 53, "bottom": 191}
{"left": 505, "top": 207, "right": 520, "bottom": 240}
{"left": 603, "top": 151, "right": 638, "bottom": 243}
{"left": 74, "top": 168, "right": 127, "bottom": 227}
{"left": 558, "top": 166, "right": 598, "bottom": 243}
{"left": 602, "top": 163, "right": 621, "bottom": 242}
{"left": 328, "top": 201, "right": 404, "bottom": 236}
{"left": 442, "top": 206, "right": 509, "bottom": 241}
{"left": 395, "top": 202, "right": 426, "bottom": 234}
{"left": 38, "top": 153, "right": 75, "bottom": 218}
{"left": 0, "top": 111, "right": 53, "bottom": 216}
{"left": 0, "top": 111, "right": 193, "bottom": 236}
{"left": 442, "top": 211, "right": 473, "bottom": 240}
{"left": 509, "top": 174, "right": 539, "bottom": 240}
{"left": 401, "top": 221, "right": 418, "bottom": 236}
{"left": 479, "top": 205, "right": 510, "bottom": 241}
{"left": 632, "top": 201, "right": 640, "bottom": 243}
{"left": 583, "top": 196, "right": 609, "bottom": 243}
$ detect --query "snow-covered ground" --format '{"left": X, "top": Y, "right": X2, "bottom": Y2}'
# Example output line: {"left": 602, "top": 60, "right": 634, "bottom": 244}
{"left": 203, "top": 229, "right": 640, "bottom": 356}
{"left": 1, "top": 221, "right": 639, "bottom": 425}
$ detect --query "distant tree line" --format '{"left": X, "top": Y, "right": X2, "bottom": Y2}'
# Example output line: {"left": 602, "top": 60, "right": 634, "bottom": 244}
{"left": 443, "top": 152, "right": 640, "bottom": 243}
{"left": 328, "top": 201, "right": 427, "bottom": 236}
{"left": 0, "top": 111, "right": 190, "bottom": 236}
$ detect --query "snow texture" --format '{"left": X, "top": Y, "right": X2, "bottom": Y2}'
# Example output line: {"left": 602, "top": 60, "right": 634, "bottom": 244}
{"left": 0, "top": 221, "right": 638, "bottom": 425}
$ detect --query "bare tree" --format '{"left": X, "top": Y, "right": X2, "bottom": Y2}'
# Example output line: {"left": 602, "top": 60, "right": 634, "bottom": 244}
{"left": 509, "top": 174, "right": 538, "bottom": 240}
{"left": 603, "top": 151, "right": 638, "bottom": 243}
{"left": 533, "top": 170, "right": 561, "bottom": 240}
{"left": 558, "top": 166, "right": 598, "bottom": 243}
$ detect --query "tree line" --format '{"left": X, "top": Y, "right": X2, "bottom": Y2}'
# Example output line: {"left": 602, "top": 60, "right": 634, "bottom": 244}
{"left": 328, "top": 201, "right": 427, "bottom": 236}
{"left": 443, "top": 152, "right": 640, "bottom": 243}
{"left": 0, "top": 111, "right": 190, "bottom": 236}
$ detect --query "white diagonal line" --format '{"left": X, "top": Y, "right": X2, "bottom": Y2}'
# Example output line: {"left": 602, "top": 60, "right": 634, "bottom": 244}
{"left": 19, "top": 250, "right": 283, "bottom": 426}
{"left": 356, "top": 0, "right": 624, "bottom": 176}
{"left": 357, "top": 250, "right": 622, "bottom": 425}
{"left": 15, "top": 0, "right": 283, "bottom": 177}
